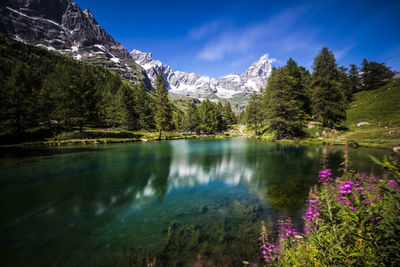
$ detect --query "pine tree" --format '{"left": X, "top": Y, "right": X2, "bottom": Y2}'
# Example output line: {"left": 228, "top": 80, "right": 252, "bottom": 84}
{"left": 133, "top": 83, "right": 155, "bottom": 130}
{"left": 223, "top": 102, "right": 237, "bottom": 125}
{"left": 338, "top": 66, "right": 353, "bottom": 102}
{"left": 246, "top": 91, "right": 262, "bottom": 135}
{"left": 76, "top": 65, "right": 100, "bottom": 132}
{"left": 361, "top": 59, "right": 394, "bottom": 91}
{"left": 263, "top": 62, "right": 307, "bottom": 139}
{"left": 238, "top": 110, "right": 247, "bottom": 124}
{"left": 311, "top": 47, "right": 346, "bottom": 127}
{"left": 1, "top": 62, "right": 37, "bottom": 135}
{"left": 184, "top": 102, "right": 201, "bottom": 134}
{"left": 154, "top": 73, "right": 172, "bottom": 139}
{"left": 171, "top": 111, "right": 185, "bottom": 131}
{"left": 199, "top": 99, "right": 218, "bottom": 134}
{"left": 43, "top": 64, "right": 76, "bottom": 130}
{"left": 102, "top": 73, "right": 123, "bottom": 127}
{"left": 105, "top": 85, "right": 125, "bottom": 128}
{"left": 348, "top": 64, "right": 361, "bottom": 93}
{"left": 120, "top": 83, "right": 139, "bottom": 130}
{"left": 285, "top": 58, "right": 312, "bottom": 115}
{"left": 216, "top": 102, "right": 227, "bottom": 132}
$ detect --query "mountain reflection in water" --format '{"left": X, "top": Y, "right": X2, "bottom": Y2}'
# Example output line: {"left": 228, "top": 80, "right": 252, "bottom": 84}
{"left": 0, "top": 138, "right": 392, "bottom": 266}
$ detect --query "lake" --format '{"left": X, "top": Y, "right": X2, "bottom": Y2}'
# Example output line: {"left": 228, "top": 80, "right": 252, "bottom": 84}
{"left": 0, "top": 138, "right": 392, "bottom": 266}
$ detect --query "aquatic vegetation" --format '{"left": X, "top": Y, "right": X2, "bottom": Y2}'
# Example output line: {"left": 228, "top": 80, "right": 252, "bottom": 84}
{"left": 259, "top": 156, "right": 400, "bottom": 266}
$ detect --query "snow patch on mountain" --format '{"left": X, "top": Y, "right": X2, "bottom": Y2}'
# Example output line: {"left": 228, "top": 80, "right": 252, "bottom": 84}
{"left": 131, "top": 49, "right": 274, "bottom": 99}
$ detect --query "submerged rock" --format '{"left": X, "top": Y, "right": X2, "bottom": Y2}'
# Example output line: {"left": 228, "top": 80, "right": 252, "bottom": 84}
{"left": 199, "top": 206, "right": 208, "bottom": 214}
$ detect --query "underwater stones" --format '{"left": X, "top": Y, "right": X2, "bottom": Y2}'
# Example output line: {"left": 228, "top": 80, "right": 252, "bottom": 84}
{"left": 199, "top": 206, "right": 208, "bottom": 214}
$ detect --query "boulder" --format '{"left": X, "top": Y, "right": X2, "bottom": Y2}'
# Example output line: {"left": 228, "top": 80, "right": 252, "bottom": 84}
{"left": 357, "top": 122, "right": 369, "bottom": 127}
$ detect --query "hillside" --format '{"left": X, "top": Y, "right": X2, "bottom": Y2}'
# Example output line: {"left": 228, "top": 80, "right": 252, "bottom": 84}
{"left": 302, "top": 79, "right": 400, "bottom": 148}
{"left": 339, "top": 79, "right": 400, "bottom": 146}
{"left": 344, "top": 79, "right": 400, "bottom": 129}
{"left": 0, "top": 34, "right": 155, "bottom": 144}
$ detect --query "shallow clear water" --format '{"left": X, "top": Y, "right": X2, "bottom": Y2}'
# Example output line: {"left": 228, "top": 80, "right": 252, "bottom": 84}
{"left": 0, "top": 138, "right": 392, "bottom": 266}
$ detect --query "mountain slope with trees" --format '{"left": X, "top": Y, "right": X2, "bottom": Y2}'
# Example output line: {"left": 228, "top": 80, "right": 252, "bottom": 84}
{"left": 244, "top": 46, "right": 398, "bottom": 148}
{"left": 0, "top": 34, "right": 239, "bottom": 145}
{"left": 0, "top": 34, "right": 154, "bottom": 144}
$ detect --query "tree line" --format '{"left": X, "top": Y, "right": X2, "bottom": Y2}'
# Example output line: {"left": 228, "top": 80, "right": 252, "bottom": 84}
{"left": 2, "top": 34, "right": 393, "bottom": 143}
{"left": 0, "top": 35, "right": 238, "bottom": 143}
{"left": 155, "top": 72, "right": 237, "bottom": 135}
{"left": 0, "top": 35, "right": 156, "bottom": 141}
{"left": 244, "top": 46, "right": 395, "bottom": 139}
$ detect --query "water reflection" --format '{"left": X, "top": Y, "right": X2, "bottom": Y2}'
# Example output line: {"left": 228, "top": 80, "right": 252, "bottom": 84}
{"left": 0, "top": 139, "right": 393, "bottom": 266}
{"left": 0, "top": 140, "right": 390, "bottom": 229}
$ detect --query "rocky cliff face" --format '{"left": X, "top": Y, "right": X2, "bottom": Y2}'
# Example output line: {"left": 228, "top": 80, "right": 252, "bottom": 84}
{"left": 0, "top": 0, "right": 147, "bottom": 84}
{"left": 131, "top": 49, "right": 274, "bottom": 99}
{"left": 0, "top": 0, "right": 273, "bottom": 98}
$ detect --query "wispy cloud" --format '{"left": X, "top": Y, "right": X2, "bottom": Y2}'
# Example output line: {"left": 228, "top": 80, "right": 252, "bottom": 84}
{"left": 334, "top": 44, "right": 356, "bottom": 60}
{"left": 188, "top": 19, "right": 227, "bottom": 40}
{"left": 191, "top": 4, "right": 319, "bottom": 62}
{"left": 197, "top": 27, "right": 261, "bottom": 61}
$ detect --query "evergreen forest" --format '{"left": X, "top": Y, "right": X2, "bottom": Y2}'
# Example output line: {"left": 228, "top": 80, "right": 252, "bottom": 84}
{"left": 0, "top": 35, "right": 236, "bottom": 144}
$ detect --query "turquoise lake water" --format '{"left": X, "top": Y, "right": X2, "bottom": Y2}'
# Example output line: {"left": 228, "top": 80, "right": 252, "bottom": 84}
{"left": 0, "top": 138, "right": 392, "bottom": 266}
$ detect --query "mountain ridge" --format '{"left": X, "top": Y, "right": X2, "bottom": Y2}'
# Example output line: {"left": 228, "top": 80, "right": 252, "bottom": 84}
{"left": 131, "top": 49, "right": 274, "bottom": 99}
{"left": 0, "top": 0, "right": 148, "bottom": 85}
{"left": 0, "top": 0, "right": 273, "bottom": 99}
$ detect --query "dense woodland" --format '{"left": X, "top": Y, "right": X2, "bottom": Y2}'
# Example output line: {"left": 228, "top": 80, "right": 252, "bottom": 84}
{"left": 0, "top": 35, "right": 236, "bottom": 144}
{"left": 0, "top": 35, "right": 395, "bottom": 144}
{"left": 244, "top": 46, "right": 395, "bottom": 139}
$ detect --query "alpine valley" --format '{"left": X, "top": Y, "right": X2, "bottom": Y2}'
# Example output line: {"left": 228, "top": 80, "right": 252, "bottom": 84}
{"left": 0, "top": 0, "right": 273, "bottom": 101}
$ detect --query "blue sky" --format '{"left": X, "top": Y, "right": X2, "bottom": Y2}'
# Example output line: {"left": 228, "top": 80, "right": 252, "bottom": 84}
{"left": 74, "top": 0, "right": 400, "bottom": 77}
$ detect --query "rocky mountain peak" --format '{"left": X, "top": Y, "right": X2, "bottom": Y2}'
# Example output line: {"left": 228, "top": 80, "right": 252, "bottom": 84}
{"left": 131, "top": 49, "right": 158, "bottom": 66}
{"left": 82, "top": 8, "right": 96, "bottom": 22}
{"left": 0, "top": 0, "right": 147, "bottom": 85}
{"left": 0, "top": 0, "right": 273, "bottom": 98}
{"left": 242, "top": 54, "right": 274, "bottom": 79}
{"left": 131, "top": 49, "right": 274, "bottom": 99}
{"left": 259, "top": 54, "right": 270, "bottom": 61}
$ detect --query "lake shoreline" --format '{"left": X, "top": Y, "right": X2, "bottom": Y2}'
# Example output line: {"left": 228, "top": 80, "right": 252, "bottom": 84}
{"left": 242, "top": 132, "right": 395, "bottom": 150}
{"left": 0, "top": 128, "right": 396, "bottom": 151}
{"left": 0, "top": 133, "right": 235, "bottom": 148}
{"left": 272, "top": 138, "right": 395, "bottom": 150}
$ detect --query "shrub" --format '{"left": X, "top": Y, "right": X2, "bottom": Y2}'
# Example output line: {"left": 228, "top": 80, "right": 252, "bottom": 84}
{"left": 53, "top": 130, "right": 141, "bottom": 140}
{"left": 259, "top": 156, "right": 400, "bottom": 266}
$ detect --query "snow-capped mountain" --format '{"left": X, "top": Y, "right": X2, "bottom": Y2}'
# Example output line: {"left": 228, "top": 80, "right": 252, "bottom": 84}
{"left": 131, "top": 50, "right": 274, "bottom": 99}
{"left": 0, "top": 0, "right": 148, "bottom": 85}
{"left": 0, "top": 0, "right": 274, "bottom": 99}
